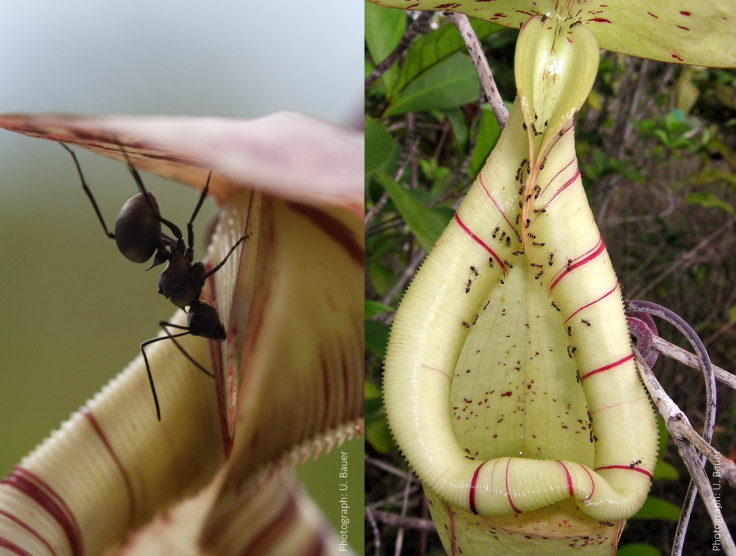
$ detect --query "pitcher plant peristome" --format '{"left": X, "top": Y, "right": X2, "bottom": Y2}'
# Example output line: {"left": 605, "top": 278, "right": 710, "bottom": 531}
{"left": 383, "top": 12, "right": 659, "bottom": 555}
{"left": 0, "top": 113, "right": 363, "bottom": 554}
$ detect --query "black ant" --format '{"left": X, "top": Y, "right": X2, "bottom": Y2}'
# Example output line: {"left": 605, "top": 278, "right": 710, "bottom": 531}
{"left": 60, "top": 143, "right": 247, "bottom": 420}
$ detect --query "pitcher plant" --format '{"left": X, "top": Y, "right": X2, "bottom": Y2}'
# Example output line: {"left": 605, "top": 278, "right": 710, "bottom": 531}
{"left": 0, "top": 113, "right": 363, "bottom": 554}
{"left": 368, "top": 1, "right": 736, "bottom": 553}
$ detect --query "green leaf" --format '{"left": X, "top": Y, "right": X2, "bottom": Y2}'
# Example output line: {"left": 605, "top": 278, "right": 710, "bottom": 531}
{"left": 366, "top": 319, "right": 391, "bottom": 358}
{"left": 384, "top": 51, "right": 479, "bottom": 117}
{"left": 685, "top": 191, "right": 735, "bottom": 214}
{"left": 365, "top": 299, "right": 394, "bottom": 319}
{"left": 693, "top": 168, "right": 736, "bottom": 188}
{"left": 675, "top": 68, "right": 700, "bottom": 115}
{"left": 366, "top": 413, "right": 394, "bottom": 454}
{"left": 365, "top": 2, "right": 406, "bottom": 95}
{"left": 617, "top": 543, "right": 662, "bottom": 556}
{"left": 365, "top": 380, "right": 382, "bottom": 401}
{"left": 631, "top": 496, "right": 682, "bottom": 521}
{"left": 397, "top": 22, "right": 466, "bottom": 92}
{"left": 397, "top": 20, "right": 501, "bottom": 92}
{"left": 587, "top": 90, "right": 603, "bottom": 111}
{"left": 469, "top": 106, "right": 501, "bottom": 176}
{"left": 366, "top": 380, "right": 394, "bottom": 453}
{"left": 368, "top": 261, "right": 394, "bottom": 297}
{"left": 374, "top": 171, "right": 451, "bottom": 251}
{"left": 445, "top": 107, "right": 470, "bottom": 157}
{"left": 652, "top": 459, "right": 679, "bottom": 481}
{"left": 365, "top": 117, "right": 397, "bottom": 175}
{"left": 365, "top": 380, "right": 384, "bottom": 418}
{"left": 418, "top": 157, "right": 452, "bottom": 187}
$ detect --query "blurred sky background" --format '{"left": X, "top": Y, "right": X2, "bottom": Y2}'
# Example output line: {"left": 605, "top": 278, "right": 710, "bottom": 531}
{"left": 0, "top": 0, "right": 363, "bottom": 544}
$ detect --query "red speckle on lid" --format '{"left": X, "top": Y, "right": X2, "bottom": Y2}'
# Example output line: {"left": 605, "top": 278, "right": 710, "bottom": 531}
{"left": 680, "top": 11, "right": 691, "bottom": 16}
{"left": 677, "top": 25, "right": 690, "bottom": 31}
{"left": 589, "top": 17, "right": 611, "bottom": 23}
{"left": 671, "top": 53, "right": 684, "bottom": 62}
{"left": 647, "top": 11, "right": 658, "bottom": 18}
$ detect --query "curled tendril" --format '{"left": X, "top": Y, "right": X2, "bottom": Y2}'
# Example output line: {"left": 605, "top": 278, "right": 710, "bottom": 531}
{"left": 626, "top": 312, "right": 658, "bottom": 368}
{"left": 624, "top": 299, "right": 716, "bottom": 554}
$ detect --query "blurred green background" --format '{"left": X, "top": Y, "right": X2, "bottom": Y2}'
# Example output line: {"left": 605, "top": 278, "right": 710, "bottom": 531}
{"left": 0, "top": 0, "right": 363, "bottom": 550}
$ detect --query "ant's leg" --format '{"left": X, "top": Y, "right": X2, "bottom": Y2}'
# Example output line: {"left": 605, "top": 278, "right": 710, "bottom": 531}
{"left": 59, "top": 143, "right": 115, "bottom": 240}
{"left": 186, "top": 169, "right": 213, "bottom": 249}
{"left": 116, "top": 142, "right": 184, "bottom": 241}
{"left": 201, "top": 234, "right": 249, "bottom": 280}
{"left": 140, "top": 324, "right": 214, "bottom": 421}
{"left": 158, "top": 322, "right": 216, "bottom": 379}
{"left": 140, "top": 339, "right": 162, "bottom": 421}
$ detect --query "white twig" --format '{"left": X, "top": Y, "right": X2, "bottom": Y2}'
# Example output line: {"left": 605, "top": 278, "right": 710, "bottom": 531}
{"left": 393, "top": 476, "right": 413, "bottom": 556}
{"left": 370, "top": 509, "right": 437, "bottom": 532}
{"left": 651, "top": 335, "right": 736, "bottom": 390}
{"left": 446, "top": 13, "right": 509, "bottom": 129}
{"left": 365, "top": 506, "right": 381, "bottom": 556}
{"left": 625, "top": 299, "right": 719, "bottom": 552}
{"left": 634, "top": 352, "right": 735, "bottom": 555}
